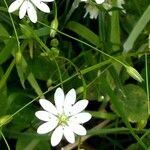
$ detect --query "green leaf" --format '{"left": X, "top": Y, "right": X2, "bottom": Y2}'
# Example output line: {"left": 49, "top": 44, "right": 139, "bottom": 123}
{"left": 16, "top": 135, "right": 51, "bottom": 150}
{"left": 0, "top": 67, "right": 7, "bottom": 117}
{"left": 117, "top": 84, "right": 148, "bottom": 126}
{"left": 110, "top": 0, "right": 120, "bottom": 51}
{"left": 0, "top": 39, "right": 17, "bottom": 64}
{"left": 16, "top": 55, "right": 44, "bottom": 98}
{"left": 27, "top": 73, "right": 44, "bottom": 98}
{"left": 101, "top": 77, "right": 147, "bottom": 149}
{"left": 89, "top": 111, "right": 117, "bottom": 120}
{"left": 123, "top": 4, "right": 150, "bottom": 52}
{"left": 7, "top": 91, "right": 36, "bottom": 131}
{"left": 66, "top": 21, "right": 102, "bottom": 47}
{"left": 0, "top": 59, "right": 15, "bottom": 91}
{"left": 0, "top": 23, "right": 9, "bottom": 42}
{"left": 27, "top": 56, "right": 56, "bottom": 81}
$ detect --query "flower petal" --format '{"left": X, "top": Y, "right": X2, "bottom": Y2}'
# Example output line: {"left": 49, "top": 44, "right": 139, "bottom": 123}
{"left": 68, "top": 123, "right": 87, "bottom": 136}
{"left": 51, "top": 126, "right": 63, "bottom": 147}
{"left": 31, "top": 0, "right": 50, "bottom": 13}
{"left": 35, "top": 111, "right": 57, "bottom": 122}
{"left": 26, "top": 1, "right": 37, "bottom": 23}
{"left": 19, "top": 0, "right": 27, "bottom": 19}
{"left": 70, "top": 100, "right": 89, "bottom": 115}
{"left": 54, "top": 88, "right": 65, "bottom": 114}
{"left": 95, "top": 0, "right": 105, "bottom": 4}
{"left": 39, "top": 99, "right": 57, "bottom": 115}
{"left": 37, "top": 121, "right": 58, "bottom": 134}
{"left": 8, "top": 0, "right": 23, "bottom": 13}
{"left": 69, "top": 112, "right": 91, "bottom": 124}
{"left": 63, "top": 126, "right": 75, "bottom": 144}
{"left": 41, "top": 0, "right": 54, "bottom": 2}
{"left": 64, "top": 89, "right": 76, "bottom": 115}
{"left": 65, "top": 89, "right": 76, "bottom": 106}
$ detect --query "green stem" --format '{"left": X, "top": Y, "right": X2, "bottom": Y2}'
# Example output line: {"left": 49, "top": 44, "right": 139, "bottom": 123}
{"left": 0, "top": 130, "right": 11, "bottom": 150}
{"left": 38, "top": 21, "right": 127, "bottom": 67}
{"left": 3, "top": 0, "right": 21, "bottom": 52}
{"left": 145, "top": 53, "right": 150, "bottom": 115}
{"left": 54, "top": 0, "right": 57, "bottom": 19}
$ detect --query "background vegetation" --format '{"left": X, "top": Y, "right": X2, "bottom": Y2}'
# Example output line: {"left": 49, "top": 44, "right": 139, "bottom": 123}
{"left": 0, "top": 0, "right": 150, "bottom": 149}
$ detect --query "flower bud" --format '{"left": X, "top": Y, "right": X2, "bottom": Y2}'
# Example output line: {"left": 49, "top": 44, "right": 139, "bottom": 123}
{"left": 50, "top": 18, "right": 58, "bottom": 38}
{"left": 0, "top": 115, "right": 12, "bottom": 127}
{"left": 137, "top": 119, "right": 147, "bottom": 129}
{"left": 126, "top": 66, "right": 144, "bottom": 82}
{"left": 50, "top": 47, "right": 59, "bottom": 59}
{"left": 46, "top": 78, "right": 53, "bottom": 88}
{"left": 76, "top": 86, "right": 84, "bottom": 94}
{"left": 50, "top": 38, "right": 59, "bottom": 47}
{"left": 15, "top": 51, "right": 22, "bottom": 64}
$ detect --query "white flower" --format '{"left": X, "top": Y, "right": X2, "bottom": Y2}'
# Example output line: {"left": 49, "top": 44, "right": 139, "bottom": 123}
{"left": 35, "top": 88, "right": 91, "bottom": 147}
{"left": 81, "top": 0, "right": 104, "bottom": 19}
{"left": 81, "top": 0, "right": 105, "bottom": 4}
{"left": 8, "top": 0, "right": 54, "bottom": 23}
{"left": 117, "top": 0, "right": 125, "bottom": 9}
{"left": 102, "top": 0, "right": 126, "bottom": 15}
{"left": 117, "top": 0, "right": 126, "bottom": 13}
{"left": 84, "top": 4, "right": 99, "bottom": 19}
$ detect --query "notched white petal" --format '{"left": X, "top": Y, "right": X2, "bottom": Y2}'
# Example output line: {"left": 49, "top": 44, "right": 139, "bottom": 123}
{"left": 51, "top": 126, "right": 63, "bottom": 147}
{"left": 68, "top": 123, "right": 87, "bottom": 136}
{"left": 41, "top": 0, "right": 54, "bottom": 2}
{"left": 69, "top": 112, "right": 91, "bottom": 124}
{"left": 8, "top": 0, "right": 23, "bottom": 13}
{"left": 39, "top": 99, "right": 57, "bottom": 115}
{"left": 64, "top": 126, "right": 75, "bottom": 144}
{"left": 27, "top": 1, "right": 37, "bottom": 23}
{"left": 35, "top": 111, "right": 57, "bottom": 122}
{"left": 31, "top": 0, "right": 50, "bottom": 13}
{"left": 64, "top": 89, "right": 76, "bottom": 116}
{"left": 37, "top": 121, "right": 58, "bottom": 134}
{"left": 65, "top": 88, "right": 76, "bottom": 106}
{"left": 54, "top": 88, "right": 65, "bottom": 114}
{"left": 95, "top": 0, "right": 105, "bottom": 4}
{"left": 19, "top": 1, "right": 27, "bottom": 19}
{"left": 70, "top": 100, "right": 89, "bottom": 115}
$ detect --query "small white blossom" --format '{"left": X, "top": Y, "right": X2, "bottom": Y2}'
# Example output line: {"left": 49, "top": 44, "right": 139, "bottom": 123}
{"left": 84, "top": 4, "right": 99, "bottom": 19}
{"left": 102, "top": 0, "right": 126, "bottom": 15}
{"left": 81, "top": 0, "right": 105, "bottom": 4}
{"left": 81, "top": 0, "right": 105, "bottom": 19}
{"left": 117, "top": 0, "right": 126, "bottom": 13}
{"left": 8, "top": 0, "right": 54, "bottom": 23}
{"left": 35, "top": 88, "right": 91, "bottom": 147}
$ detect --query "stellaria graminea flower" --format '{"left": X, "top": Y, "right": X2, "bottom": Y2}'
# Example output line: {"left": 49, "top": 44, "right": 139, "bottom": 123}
{"left": 8, "top": 0, "right": 54, "bottom": 23}
{"left": 81, "top": 0, "right": 105, "bottom": 19}
{"left": 35, "top": 88, "right": 91, "bottom": 147}
{"left": 84, "top": 4, "right": 99, "bottom": 19}
{"left": 81, "top": 0, "right": 105, "bottom": 4}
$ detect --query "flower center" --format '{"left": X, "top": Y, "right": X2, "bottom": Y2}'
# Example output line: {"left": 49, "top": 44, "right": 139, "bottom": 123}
{"left": 58, "top": 114, "right": 68, "bottom": 126}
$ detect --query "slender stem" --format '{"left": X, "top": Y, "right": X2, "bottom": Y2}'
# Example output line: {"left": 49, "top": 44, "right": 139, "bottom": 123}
{"left": 54, "top": 0, "right": 57, "bottom": 19}
{"left": 53, "top": 58, "right": 63, "bottom": 89}
{"left": 145, "top": 53, "right": 150, "bottom": 115}
{"left": 58, "top": 56, "right": 87, "bottom": 98}
{"left": 77, "top": 137, "right": 81, "bottom": 150}
{"left": 0, "top": 130, "right": 11, "bottom": 150}
{"left": 38, "top": 21, "right": 127, "bottom": 67}
{"left": 3, "top": 0, "right": 21, "bottom": 52}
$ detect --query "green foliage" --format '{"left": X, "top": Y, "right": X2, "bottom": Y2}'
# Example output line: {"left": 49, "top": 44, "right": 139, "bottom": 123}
{"left": 117, "top": 84, "right": 148, "bottom": 126}
{"left": 0, "top": 0, "right": 150, "bottom": 149}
